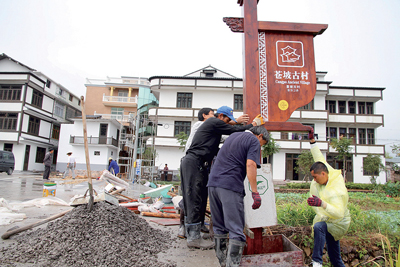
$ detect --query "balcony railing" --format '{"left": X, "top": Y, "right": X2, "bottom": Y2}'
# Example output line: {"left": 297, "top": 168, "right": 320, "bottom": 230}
{"left": 102, "top": 94, "right": 138, "bottom": 106}
{"left": 70, "top": 136, "right": 118, "bottom": 147}
{"left": 94, "top": 112, "right": 136, "bottom": 123}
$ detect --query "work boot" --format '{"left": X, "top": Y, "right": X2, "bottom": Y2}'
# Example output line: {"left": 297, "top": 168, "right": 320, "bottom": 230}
{"left": 177, "top": 225, "right": 186, "bottom": 239}
{"left": 186, "top": 223, "right": 214, "bottom": 249}
{"left": 201, "top": 223, "right": 210, "bottom": 233}
{"left": 311, "top": 261, "right": 323, "bottom": 267}
{"left": 214, "top": 233, "right": 229, "bottom": 267}
{"left": 226, "top": 239, "right": 246, "bottom": 267}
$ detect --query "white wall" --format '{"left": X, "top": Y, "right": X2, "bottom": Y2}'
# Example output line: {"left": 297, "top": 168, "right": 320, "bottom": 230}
{"left": 155, "top": 146, "right": 185, "bottom": 170}
{"left": 353, "top": 155, "right": 386, "bottom": 184}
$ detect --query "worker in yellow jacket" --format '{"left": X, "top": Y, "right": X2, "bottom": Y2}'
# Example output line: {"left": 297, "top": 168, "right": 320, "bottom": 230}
{"left": 307, "top": 129, "right": 351, "bottom": 267}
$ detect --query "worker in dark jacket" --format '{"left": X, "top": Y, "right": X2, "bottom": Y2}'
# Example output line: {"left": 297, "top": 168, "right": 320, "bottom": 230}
{"left": 180, "top": 106, "right": 264, "bottom": 249}
{"left": 43, "top": 148, "right": 54, "bottom": 180}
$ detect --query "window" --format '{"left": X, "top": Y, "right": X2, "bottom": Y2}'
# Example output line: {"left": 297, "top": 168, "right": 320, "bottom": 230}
{"left": 358, "top": 102, "right": 366, "bottom": 114}
{"left": 27, "top": 116, "right": 40, "bottom": 135}
{"left": 234, "top": 94, "right": 243, "bottom": 110}
{"left": 177, "top": 93, "right": 192, "bottom": 108}
{"left": 366, "top": 102, "right": 373, "bottom": 114}
{"left": 328, "top": 101, "right": 336, "bottom": 113}
{"left": 58, "top": 88, "right": 63, "bottom": 96}
{"left": 174, "top": 121, "right": 191, "bottom": 136}
{"left": 349, "top": 128, "right": 356, "bottom": 144}
{"left": 4, "top": 143, "right": 13, "bottom": 152}
{"left": 367, "top": 129, "right": 375, "bottom": 145}
{"left": 31, "top": 90, "right": 43, "bottom": 108}
{"left": 66, "top": 106, "right": 78, "bottom": 119}
{"left": 0, "top": 85, "right": 22, "bottom": 101}
{"left": 338, "top": 101, "right": 346, "bottom": 113}
{"left": 329, "top": 127, "right": 337, "bottom": 139}
{"left": 78, "top": 100, "right": 81, "bottom": 106}
{"left": 0, "top": 113, "right": 18, "bottom": 130}
{"left": 46, "top": 80, "right": 51, "bottom": 88}
{"left": 358, "top": 129, "right": 366, "bottom": 144}
{"left": 298, "top": 99, "right": 314, "bottom": 110}
{"left": 205, "top": 73, "right": 214, "bottom": 77}
{"left": 348, "top": 101, "right": 356, "bottom": 114}
{"left": 339, "top": 128, "right": 347, "bottom": 138}
{"left": 54, "top": 102, "right": 64, "bottom": 117}
{"left": 111, "top": 108, "right": 124, "bottom": 119}
{"left": 363, "top": 157, "right": 379, "bottom": 176}
{"left": 52, "top": 125, "right": 60, "bottom": 140}
{"left": 281, "top": 132, "right": 289, "bottom": 139}
{"left": 35, "top": 147, "right": 46, "bottom": 163}
{"left": 69, "top": 94, "right": 73, "bottom": 101}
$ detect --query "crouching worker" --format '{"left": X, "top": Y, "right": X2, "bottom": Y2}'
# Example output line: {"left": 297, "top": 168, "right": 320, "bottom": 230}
{"left": 307, "top": 128, "right": 350, "bottom": 267}
{"left": 207, "top": 126, "right": 269, "bottom": 267}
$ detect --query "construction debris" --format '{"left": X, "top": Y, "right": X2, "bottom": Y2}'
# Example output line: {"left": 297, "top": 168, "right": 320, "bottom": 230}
{"left": 0, "top": 202, "right": 176, "bottom": 267}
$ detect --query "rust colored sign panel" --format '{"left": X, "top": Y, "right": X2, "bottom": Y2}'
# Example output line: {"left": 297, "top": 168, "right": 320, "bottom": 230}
{"left": 259, "top": 32, "right": 316, "bottom": 122}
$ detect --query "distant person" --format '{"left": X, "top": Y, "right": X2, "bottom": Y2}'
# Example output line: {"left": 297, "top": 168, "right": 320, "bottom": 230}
{"left": 63, "top": 152, "right": 76, "bottom": 179}
{"left": 163, "top": 164, "right": 169, "bottom": 181}
{"left": 108, "top": 157, "right": 119, "bottom": 176}
{"left": 307, "top": 128, "right": 350, "bottom": 267}
{"left": 207, "top": 126, "right": 269, "bottom": 266}
{"left": 42, "top": 148, "right": 54, "bottom": 180}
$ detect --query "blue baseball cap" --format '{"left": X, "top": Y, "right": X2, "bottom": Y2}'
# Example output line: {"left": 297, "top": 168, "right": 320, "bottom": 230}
{"left": 216, "top": 106, "right": 237, "bottom": 123}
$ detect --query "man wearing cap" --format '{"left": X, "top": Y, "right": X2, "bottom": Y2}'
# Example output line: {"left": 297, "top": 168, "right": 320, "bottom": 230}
{"left": 180, "top": 106, "right": 264, "bottom": 249}
{"left": 208, "top": 126, "right": 269, "bottom": 266}
{"left": 63, "top": 152, "right": 76, "bottom": 179}
{"left": 108, "top": 157, "right": 119, "bottom": 176}
{"left": 42, "top": 148, "right": 54, "bottom": 180}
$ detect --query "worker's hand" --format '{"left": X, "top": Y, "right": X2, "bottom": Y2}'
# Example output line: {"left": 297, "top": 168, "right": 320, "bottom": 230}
{"left": 252, "top": 114, "right": 264, "bottom": 126}
{"left": 251, "top": 192, "right": 262, "bottom": 209}
{"left": 308, "top": 128, "right": 314, "bottom": 140}
{"left": 307, "top": 195, "right": 322, "bottom": 207}
{"left": 236, "top": 114, "right": 250, "bottom": 124}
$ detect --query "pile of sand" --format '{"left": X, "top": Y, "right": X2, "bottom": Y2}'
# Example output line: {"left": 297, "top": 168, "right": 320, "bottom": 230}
{"left": 0, "top": 202, "right": 176, "bottom": 267}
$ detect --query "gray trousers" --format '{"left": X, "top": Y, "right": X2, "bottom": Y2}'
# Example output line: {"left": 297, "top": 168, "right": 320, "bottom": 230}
{"left": 63, "top": 166, "right": 75, "bottom": 179}
{"left": 208, "top": 186, "right": 246, "bottom": 242}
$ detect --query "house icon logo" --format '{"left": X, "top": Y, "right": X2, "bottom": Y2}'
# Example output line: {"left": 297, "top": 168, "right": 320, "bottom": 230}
{"left": 276, "top": 41, "right": 304, "bottom": 68}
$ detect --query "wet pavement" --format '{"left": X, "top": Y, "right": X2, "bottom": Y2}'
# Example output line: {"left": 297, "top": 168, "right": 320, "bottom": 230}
{"left": 0, "top": 172, "right": 220, "bottom": 267}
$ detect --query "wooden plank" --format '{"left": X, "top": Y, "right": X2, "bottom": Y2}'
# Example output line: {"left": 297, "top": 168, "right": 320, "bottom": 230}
{"left": 242, "top": 0, "right": 261, "bottom": 119}
{"left": 258, "top": 21, "right": 328, "bottom": 36}
{"left": 149, "top": 218, "right": 180, "bottom": 226}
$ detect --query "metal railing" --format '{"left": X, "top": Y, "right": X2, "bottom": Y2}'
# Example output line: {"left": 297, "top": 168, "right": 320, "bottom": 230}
{"left": 69, "top": 136, "right": 118, "bottom": 147}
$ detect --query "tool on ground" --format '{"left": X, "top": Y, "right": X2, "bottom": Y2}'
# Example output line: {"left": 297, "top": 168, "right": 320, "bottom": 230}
{"left": 80, "top": 96, "right": 94, "bottom": 211}
{"left": 1, "top": 209, "right": 72, "bottom": 240}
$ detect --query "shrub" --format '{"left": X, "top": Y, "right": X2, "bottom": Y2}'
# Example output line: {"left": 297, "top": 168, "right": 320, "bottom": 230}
{"left": 383, "top": 182, "right": 400, "bottom": 197}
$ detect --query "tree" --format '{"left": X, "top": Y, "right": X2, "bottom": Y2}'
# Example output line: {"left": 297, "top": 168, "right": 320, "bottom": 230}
{"left": 262, "top": 135, "right": 280, "bottom": 164}
{"left": 294, "top": 150, "right": 314, "bottom": 181}
{"left": 362, "top": 154, "right": 385, "bottom": 184}
{"left": 330, "top": 137, "right": 353, "bottom": 181}
{"left": 175, "top": 132, "right": 188, "bottom": 150}
{"left": 141, "top": 147, "right": 158, "bottom": 166}
{"left": 391, "top": 144, "right": 400, "bottom": 157}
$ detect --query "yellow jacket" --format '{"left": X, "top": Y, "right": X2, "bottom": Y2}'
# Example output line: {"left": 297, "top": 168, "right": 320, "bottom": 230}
{"left": 310, "top": 144, "right": 351, "bottom": 241}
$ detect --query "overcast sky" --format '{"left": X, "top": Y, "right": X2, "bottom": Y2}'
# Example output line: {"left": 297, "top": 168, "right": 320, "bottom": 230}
{"left": 1, "top": 0, "right": 399, "bottom": 153}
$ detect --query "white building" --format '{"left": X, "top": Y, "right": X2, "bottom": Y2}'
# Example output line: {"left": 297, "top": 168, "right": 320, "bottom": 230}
{"left": 57, "top": 117, "right": 121, "bottom": 172}
{"left": 0, "top": 53, "right": 81, "bottom": 172}
{"left": 147, "top": 66, "right": 386, "bottom": 184}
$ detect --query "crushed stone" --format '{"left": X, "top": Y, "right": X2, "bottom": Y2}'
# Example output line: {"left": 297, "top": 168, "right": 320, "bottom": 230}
{"left": 0, "top": 202, "right": 177, "bottom": 267}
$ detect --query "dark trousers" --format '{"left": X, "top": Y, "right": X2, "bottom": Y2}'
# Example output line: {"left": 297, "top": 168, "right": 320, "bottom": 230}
{"left": 180, "top": 154, "right": 208, "bottom": 225}
{"left": 43, "top": 165, "right": 51, "bottom": 180}
{"left": 208, "top": 186, "right": 246, "bottom": 242}
{"left": 312, "top": 222, "right": 345, "bottom": 267}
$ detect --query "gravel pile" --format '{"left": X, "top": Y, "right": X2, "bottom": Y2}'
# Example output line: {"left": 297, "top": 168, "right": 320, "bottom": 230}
{"left": 0, "top": 202, "right": 177, "bottom": 267}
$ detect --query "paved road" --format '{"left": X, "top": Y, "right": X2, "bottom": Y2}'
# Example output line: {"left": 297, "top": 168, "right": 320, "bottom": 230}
{"left": 0, "top": 172, "right": 219, "bottom": 267}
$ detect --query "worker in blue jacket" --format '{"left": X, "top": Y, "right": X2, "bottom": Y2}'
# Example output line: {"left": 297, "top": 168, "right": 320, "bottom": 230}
{"left": 108, "top": 157, "right": 119, "bottom": 176}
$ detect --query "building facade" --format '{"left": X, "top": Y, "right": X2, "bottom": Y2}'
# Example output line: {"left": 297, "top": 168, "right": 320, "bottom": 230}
{"left": 0, "top": 53, "right": 81, "bottom": 172}
{"left": 147, "top": 66, "right": 386, "bottom": 184}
